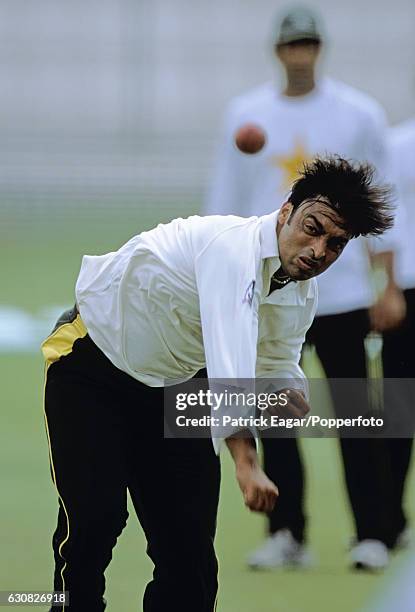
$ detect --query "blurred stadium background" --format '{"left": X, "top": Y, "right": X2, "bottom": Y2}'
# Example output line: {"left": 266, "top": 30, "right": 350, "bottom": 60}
{"left": 1, "top": 1, "right": 415, "bottom": 610}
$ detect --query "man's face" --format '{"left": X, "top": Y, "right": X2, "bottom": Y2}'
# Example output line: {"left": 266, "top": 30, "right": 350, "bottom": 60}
{"left": 276, "top": 40, "right": 320, "bottom": 72}
{"left": 277, "top": 198, "right": 351, "bottom": 280}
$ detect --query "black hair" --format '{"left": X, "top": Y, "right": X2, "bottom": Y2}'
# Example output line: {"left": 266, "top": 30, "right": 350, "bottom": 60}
{"left": 288, "top": 156, "right": 394, "bottom": 237}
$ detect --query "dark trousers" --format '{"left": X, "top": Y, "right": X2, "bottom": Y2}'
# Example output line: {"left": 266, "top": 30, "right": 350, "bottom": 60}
{"left": 44, "top": 327, "right": 220, "bottom": 611}
{"left": 263, "top": 307, "right": 413, "bottom": 547}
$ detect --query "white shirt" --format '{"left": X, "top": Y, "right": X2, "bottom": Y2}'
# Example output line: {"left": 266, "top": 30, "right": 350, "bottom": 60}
{"left": 389, "top": 120, "right": 415, "bottom": 290}
{"left": 206, "top": 77, "right": 394, "bottom": 316}
{"left": 76, "top": 211, "right": 317, "bottom": 452}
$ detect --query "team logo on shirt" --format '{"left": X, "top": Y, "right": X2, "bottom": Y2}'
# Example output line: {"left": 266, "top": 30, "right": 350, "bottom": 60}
{"left": 271, "top": 139, "right": 311, "bottom": 190}
{"left": 243, "top": 280, "right": 256, "bottom": 306}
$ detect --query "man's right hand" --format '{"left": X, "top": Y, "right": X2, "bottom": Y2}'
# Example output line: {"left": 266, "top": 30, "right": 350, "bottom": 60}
{"left": 225, "top": 433, "right": 278, "bottom": 513}
{"left": 236, "top": 461, "right": 279, "bottom": 513}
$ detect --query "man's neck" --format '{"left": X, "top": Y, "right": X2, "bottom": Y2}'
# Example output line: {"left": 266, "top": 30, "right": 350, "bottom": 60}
{"left": 283, "top": 70, "right": 316, "bottom": 97}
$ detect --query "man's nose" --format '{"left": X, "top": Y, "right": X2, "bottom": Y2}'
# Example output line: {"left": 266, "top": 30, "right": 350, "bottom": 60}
{"left": 311, "top": 237, "right": 326, "bottom": 260}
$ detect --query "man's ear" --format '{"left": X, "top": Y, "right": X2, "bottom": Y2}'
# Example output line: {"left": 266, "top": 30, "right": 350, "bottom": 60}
{"left": 278, "top": 201, "right": 294, "bottom": 225}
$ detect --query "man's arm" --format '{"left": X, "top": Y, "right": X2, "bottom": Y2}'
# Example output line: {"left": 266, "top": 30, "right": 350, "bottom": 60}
{"left": 361, "top": 103, "right": 406, "bottom": 331}
{"left": 194, "top": 220, "right": 280, "bottom": 513}
{"left": 226, "top": 433, "right": 278, "bottom": 513}
{"left": 194, "top": 222, "right": 261, "bottom": 454}
{"left": 369, "top": 250, "right": 406, "bottom": 332}
{"left": 367, "top": 132, "right": 407, "bottom": 332}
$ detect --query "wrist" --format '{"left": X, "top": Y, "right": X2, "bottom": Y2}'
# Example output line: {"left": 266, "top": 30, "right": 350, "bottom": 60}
{"left": 226, "top": 433, "right": 258, "bottom": 469}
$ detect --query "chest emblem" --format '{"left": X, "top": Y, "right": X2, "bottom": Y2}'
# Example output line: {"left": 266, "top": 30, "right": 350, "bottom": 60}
{"left": 243, "top": 280, "right": 256, "bottom": 306}
{"left": 271, "top": 139, "right": 311, "bottom": 190}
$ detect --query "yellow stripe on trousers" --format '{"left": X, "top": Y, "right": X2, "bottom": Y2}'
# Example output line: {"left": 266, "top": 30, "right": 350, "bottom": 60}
{"left": 41, "top": 315, "right": 87, "bottom": 611}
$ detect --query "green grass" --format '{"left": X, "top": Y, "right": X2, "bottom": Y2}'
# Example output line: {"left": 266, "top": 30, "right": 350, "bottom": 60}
{"left": 1, "top": 216, "right": 415, "bottom": 611}
{"left": 1, "top": 353, "right": 414, "bottom": 611}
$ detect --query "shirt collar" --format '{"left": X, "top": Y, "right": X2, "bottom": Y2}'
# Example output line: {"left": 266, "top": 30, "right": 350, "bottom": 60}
{"left": 260, "top": 210, "right": 280, "bottom": 260}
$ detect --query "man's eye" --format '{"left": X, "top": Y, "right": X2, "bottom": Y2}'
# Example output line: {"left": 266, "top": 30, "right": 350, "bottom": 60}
{"left": 304, "top": 224, "right": 317, "bottom": 234}
{"left": 330, "top": 242, "right": 345, "bottom": 254}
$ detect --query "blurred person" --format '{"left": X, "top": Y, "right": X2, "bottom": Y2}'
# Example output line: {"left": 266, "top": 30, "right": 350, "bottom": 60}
{"left": 205, "top": 5, "right": 406, "bottom": 570}
{"left": 376, "top": 119, "right": 415, "bottom": 549}
{"left": 41, "top": 157, "right": 393, "bottom": 612}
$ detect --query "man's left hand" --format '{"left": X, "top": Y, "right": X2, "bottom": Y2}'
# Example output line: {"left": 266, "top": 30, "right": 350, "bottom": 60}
{"left": 266, "top": 388, "right": 311, "bottom": 419}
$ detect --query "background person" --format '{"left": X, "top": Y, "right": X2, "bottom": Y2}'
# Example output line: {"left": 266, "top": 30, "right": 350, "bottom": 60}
{"left": 376, "top": 117, "right": 415, "bottom": 549}
{"left": 205, "top": 4, "right": 406, "bottom": 570}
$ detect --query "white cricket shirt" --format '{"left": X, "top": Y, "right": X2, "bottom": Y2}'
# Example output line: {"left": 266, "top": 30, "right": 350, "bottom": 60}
{"left": 76, "top": 211, "right": 317, "bottom": 452}
{"left": 389, "top": 120, "right": 415, "bottom": 290}
{"left": 206, "top": 77, "right": 395, "bottom": 316}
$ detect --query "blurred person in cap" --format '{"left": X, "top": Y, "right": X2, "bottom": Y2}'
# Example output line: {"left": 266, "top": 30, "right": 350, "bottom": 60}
{"left": 377, "top": 117, "right": 415, "bottom": 549}
{"left": 205, "top": 4, "right": 407, "bottom": 570}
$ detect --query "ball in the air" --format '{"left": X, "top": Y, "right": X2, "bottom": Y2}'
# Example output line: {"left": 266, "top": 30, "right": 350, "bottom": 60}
{"left": 234, "top": 124, "right": 266, "bottom": 154}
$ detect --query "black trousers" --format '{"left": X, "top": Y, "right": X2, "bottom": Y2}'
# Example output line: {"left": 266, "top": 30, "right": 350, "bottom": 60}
{"left": 43, "top": 315, "right": 220, "bottom": 612}
{"left": 263, "top": 306, "right": 413, "bottom": 547}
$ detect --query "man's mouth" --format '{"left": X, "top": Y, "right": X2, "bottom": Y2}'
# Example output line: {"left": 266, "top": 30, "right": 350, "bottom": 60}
{"left": 297, "top": 256, "right": 319, "bottom": 272}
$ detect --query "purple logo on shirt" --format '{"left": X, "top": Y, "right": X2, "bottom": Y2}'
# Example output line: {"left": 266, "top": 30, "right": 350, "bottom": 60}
{"left": 243, "top": 280, "right": 256, "bottom": 306}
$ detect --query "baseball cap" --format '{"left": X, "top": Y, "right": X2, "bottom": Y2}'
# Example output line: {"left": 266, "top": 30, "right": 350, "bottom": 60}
{"left": 275, "top": 6, "right": 323, "bottom": 45}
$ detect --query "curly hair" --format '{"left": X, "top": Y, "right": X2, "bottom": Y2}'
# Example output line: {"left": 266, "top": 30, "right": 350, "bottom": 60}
{"left": 288, "top": 156, "right": 394, "bottom": 237}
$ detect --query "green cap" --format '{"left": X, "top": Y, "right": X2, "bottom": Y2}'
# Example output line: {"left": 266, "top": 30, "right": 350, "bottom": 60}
{"left": 276, "top": 6, "right": 323, "bottom": 45}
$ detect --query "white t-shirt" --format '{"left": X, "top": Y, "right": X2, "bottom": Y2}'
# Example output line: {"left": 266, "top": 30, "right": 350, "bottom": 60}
{"left": 389, "top": 120, "right": 415, "bottom": 291}
{"left": 75, "top": 212, "right": 317, "bottom": 452}
{"left": 206, "top": 78, "right": 393, "bottom": 316}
